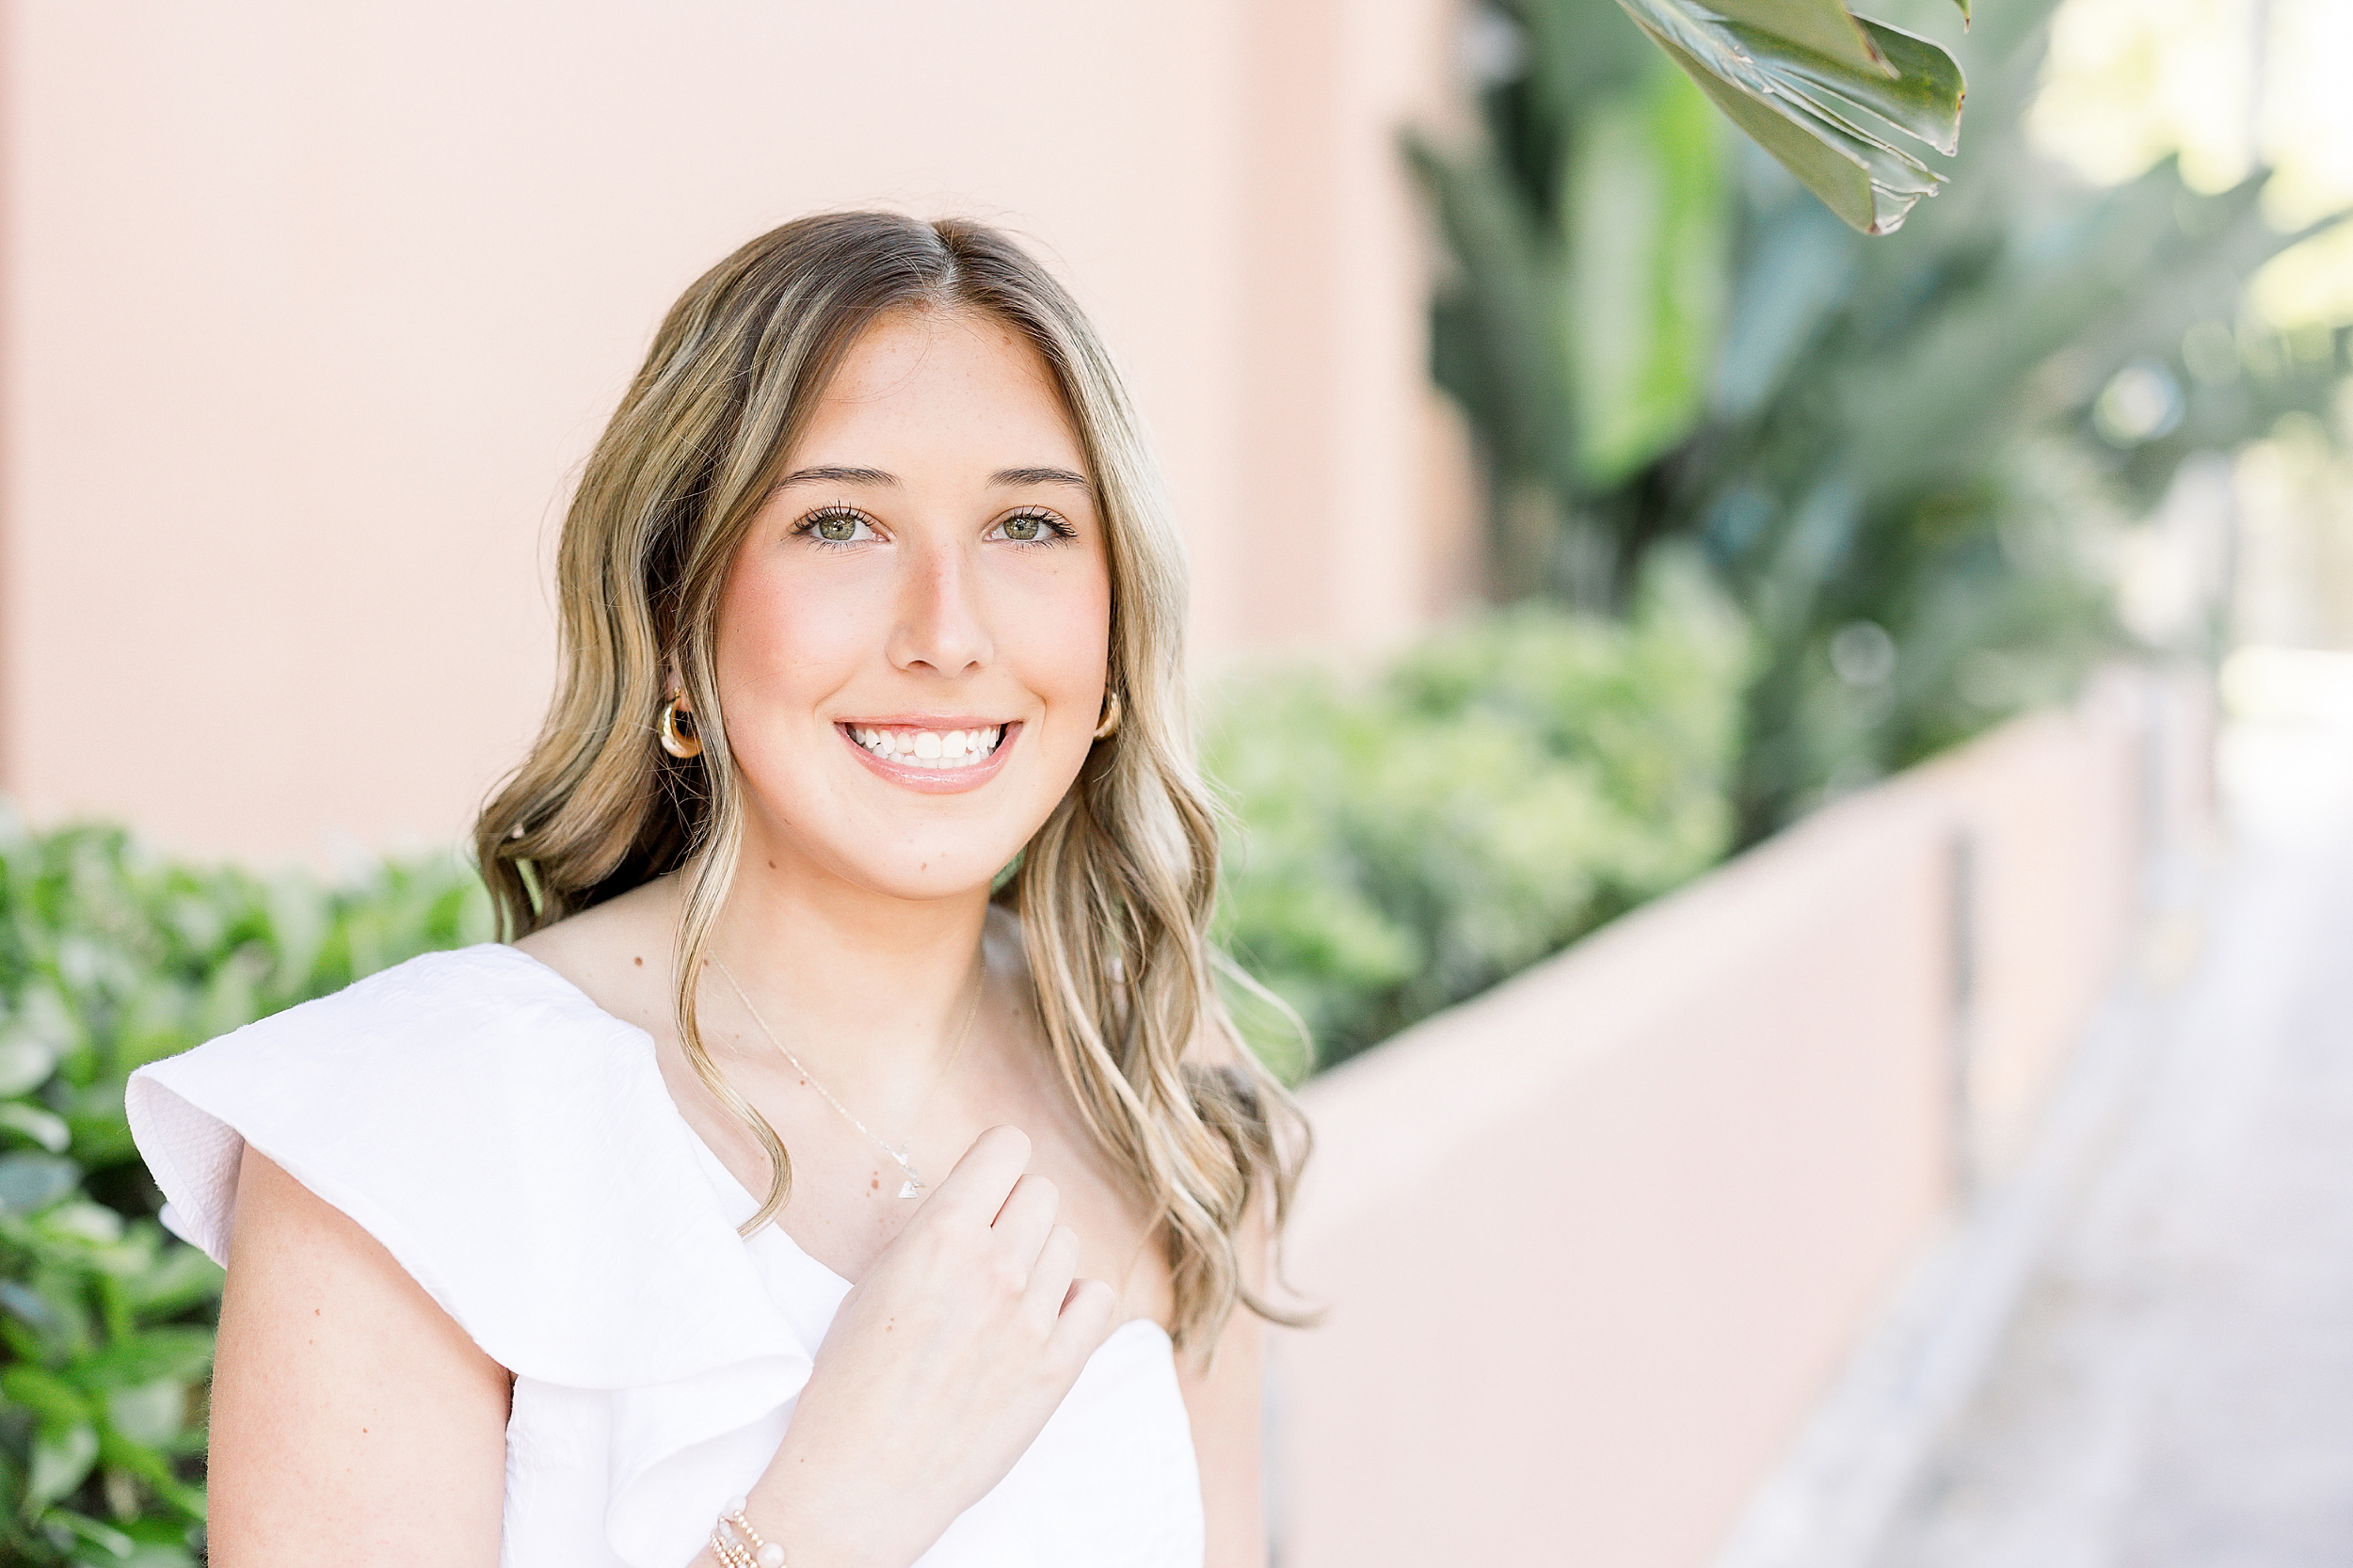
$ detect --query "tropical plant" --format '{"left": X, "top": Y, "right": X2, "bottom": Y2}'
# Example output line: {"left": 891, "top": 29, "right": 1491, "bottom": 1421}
{"left": 1615, "top": 0, "right": 1967, "bottom": 237}
{"left": 1412, "top": 0, "right": 1961, "bottom": 577}
{"left": 1413, "top": 0, "right": 2350, "bottom": 837}
{"left": 0, "top": 816, "right": 489, "bottom": 1565}
{"left": 1208, "top": 558, "right": 1750, "bottom": 1072}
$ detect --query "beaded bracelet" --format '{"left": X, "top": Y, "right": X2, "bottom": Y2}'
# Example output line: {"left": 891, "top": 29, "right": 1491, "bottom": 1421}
{"left": 711, "top": 1495, "right": 787, "bottom": 1568}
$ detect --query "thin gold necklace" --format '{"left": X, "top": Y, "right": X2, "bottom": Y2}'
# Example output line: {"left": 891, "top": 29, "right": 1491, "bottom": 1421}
{"left": 712, "top": 956, "right": 984, "bottom": 1199}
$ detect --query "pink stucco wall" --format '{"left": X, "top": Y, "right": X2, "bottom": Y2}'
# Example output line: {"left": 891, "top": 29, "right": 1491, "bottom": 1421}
{"left": 1273, "top": 693, "right": 2160, "bottom": 1567}
{"left": 0, "top": 0, "right": 1478, "bottom": 864}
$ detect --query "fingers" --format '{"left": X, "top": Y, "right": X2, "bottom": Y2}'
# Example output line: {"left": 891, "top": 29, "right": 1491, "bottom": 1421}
{"left": 921, "top": 1125, "right": 1032, "bottom": 1225}
{"left": 1048, "top": 1276, "right": 1118, "bottom": 1361}
{"left": 990, "top": 1174, "right": 1060, "bottom": 1264}
{"left": 1021, "top": 1224, "right": 1080, "bottom": 1329}
{"left": 888, "top": 1125, "right": 1105, "bottom": 1358}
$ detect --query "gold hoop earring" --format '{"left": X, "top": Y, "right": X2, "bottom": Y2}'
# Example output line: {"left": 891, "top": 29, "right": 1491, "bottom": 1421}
{"left": 659, "top": 696, "right": 704, "bottom": 760}
{"left": 1093, "top": 689, "right": 1123, "bottom": 740}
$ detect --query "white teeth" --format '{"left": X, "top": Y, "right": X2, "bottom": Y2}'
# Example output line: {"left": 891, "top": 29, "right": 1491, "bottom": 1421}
{"left": 849, "top": 725, "right": 1004, "bottom": 769}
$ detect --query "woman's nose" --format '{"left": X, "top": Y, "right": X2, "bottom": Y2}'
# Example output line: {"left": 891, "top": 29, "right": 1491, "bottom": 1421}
{"left": 887, "top": 539, "right": 992, "bottom": 677}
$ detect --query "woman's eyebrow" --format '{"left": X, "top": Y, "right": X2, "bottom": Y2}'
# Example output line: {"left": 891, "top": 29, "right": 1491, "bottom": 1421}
{"left": 772, "top": 465, "right": 1089, "bottom": 492}
{"left": 777, "top": 464, "right": 896, "bottom": 487}
{"left": 991, "top": 467, "right": 1092, "bottom": 492}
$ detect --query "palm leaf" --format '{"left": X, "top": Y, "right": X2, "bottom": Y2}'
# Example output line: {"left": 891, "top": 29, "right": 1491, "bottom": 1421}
{"left": 1617, "top": 0, "right": 1965, "bottom": 234}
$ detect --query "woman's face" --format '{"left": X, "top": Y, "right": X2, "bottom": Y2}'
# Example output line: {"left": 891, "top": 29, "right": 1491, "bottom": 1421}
{"left": 712, "top": 306, "right": 1112, "bottom": 903}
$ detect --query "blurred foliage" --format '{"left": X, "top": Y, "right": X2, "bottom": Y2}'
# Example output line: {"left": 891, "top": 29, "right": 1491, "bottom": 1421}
{"left": 1209, "top": 560, "right": 1750, "bottom": 1073}
{"left": 0, "top": 814, "right": 489, "bottom": 1565}
{"left": 1415, "top": 0, "right": 2352, "bottom": 840}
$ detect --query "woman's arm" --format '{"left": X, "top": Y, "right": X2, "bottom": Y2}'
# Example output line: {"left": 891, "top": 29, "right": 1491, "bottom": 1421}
{"left": 1180, "top": 1296, "right": 1268, "bottom": 1568}
{"left": 1178, "top": 1025, "right": 1286, "bottom": 1568}
{"left": 208, "top": 1146, "right": 510, "bottom": 1567}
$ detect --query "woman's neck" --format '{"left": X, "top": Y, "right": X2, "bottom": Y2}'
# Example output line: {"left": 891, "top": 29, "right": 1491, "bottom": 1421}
{"left": 696, "top": 833, "right": 998, "bottom": 1107}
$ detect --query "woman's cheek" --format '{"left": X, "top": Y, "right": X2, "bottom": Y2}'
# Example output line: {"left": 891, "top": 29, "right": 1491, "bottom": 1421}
{"left": 999, "top": 552, "right": 1111, "bottom": 664}
{"left": 739, "top": 571, "right": 879, "bottom": 685}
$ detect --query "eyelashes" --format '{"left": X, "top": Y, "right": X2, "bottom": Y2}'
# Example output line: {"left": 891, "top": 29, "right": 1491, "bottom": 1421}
{"left": 986, "top": 508, "right": 1078, "bottom": 545}
{"left": 793, "top": 504, "right": 878, "bottom": 547}
{"left": 789, "top": 503, "right": 1077, "bottom": 550}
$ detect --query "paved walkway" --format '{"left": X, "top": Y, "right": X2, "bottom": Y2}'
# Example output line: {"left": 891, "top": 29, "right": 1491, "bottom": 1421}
{"left": 1867, "top": 719, "right": 2353, "bottom": 1567}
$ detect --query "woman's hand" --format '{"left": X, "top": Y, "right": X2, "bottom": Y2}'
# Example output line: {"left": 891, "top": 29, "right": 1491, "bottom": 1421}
{"left": 733, "top": 1125, "right": 1118, "bottom": 1568}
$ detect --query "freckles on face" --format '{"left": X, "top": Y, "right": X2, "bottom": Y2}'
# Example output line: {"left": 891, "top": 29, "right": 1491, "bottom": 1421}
{"left": 711, "top": 306, "right": 1113, "bottom": 896}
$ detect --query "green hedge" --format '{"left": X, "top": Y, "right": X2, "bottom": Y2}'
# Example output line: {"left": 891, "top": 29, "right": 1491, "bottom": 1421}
{"left": 0, "top": 818, "right": 489, "bottom": 1564}
{"left": 1209, "top": 565, "right": 1749, "bottom": 1072}
{"left": 0, "top": 584, "right": 1748, "bottom": 1552}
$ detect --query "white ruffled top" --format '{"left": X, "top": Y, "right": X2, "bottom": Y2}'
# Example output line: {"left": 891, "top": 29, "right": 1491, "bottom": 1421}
{"left": 125, "top": 944, "right": 1205, "bottom": 1568}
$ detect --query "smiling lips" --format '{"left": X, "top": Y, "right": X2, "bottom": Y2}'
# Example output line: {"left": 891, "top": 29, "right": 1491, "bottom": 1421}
{"left": 841, "top": 722, "right": 1008, "bottom": 773}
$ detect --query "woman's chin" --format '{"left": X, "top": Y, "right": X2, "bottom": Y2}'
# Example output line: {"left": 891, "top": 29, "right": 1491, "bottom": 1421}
{"left": 760, "top": 821, "right": 1032, "bottom": 906}
{"left": 848, "top": 857, "right": 1013, "bottom": 904}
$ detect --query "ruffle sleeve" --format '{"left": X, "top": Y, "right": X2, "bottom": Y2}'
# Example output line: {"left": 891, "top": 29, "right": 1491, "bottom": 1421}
{"left": 125, "top": 944, "right": 816, "bottom": 1566}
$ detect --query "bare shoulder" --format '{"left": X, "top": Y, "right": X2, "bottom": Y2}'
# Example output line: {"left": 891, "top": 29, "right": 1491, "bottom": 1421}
{"left": 1170, "top": 1021, "right": 1281, "bottom": 1568}
{"left": 210, "top": 1147, "right": 507, "bottom": 1565}
{"left": 511, "top": 875, "right": 680, "bottom": 1036}
{"left": 1171, "top": 1016, "right": 1279, "bottom": 1568}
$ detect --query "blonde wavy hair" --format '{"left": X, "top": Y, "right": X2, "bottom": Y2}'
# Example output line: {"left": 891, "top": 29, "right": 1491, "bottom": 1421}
{"left": 473, "top": 212, "right": 1307, "bottom": 1351}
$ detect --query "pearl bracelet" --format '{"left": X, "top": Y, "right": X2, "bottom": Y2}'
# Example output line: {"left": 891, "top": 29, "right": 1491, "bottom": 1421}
{"left": 711, "top": 1495, "right": 787, "bottom": 1568}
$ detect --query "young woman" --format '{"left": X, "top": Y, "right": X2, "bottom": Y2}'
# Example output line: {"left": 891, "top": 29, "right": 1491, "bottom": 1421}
{"left": 127, "top": 212, "right": 1306, "bottom": 1568}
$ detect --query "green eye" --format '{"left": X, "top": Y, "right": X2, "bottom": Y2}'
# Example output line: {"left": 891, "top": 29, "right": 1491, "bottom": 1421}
{"left": 815, "top": 513, "right": 859, "bottom": 542}
{"left": 1002, "top": 515, "right": 1043, "bottom": 541}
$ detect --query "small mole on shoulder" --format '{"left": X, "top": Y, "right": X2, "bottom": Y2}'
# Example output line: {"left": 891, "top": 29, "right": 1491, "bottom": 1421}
{"left": 632, "top": 955, "right": 643, "bottom": 967}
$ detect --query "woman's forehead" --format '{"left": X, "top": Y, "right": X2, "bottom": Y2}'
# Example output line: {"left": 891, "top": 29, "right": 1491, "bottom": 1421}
{"left": 789, "top": 307, "right": 1085, "bottom": 476}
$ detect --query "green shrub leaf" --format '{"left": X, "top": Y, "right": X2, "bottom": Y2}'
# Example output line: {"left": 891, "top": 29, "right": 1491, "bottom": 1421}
{"left": 25, "top": 1421, "right": 98, "bottom": 1513}
{"left": 118, "top": 1247, "right": 223, "bottom": 1322}
{"left": 72, "top": 1328, "right": 214, "bottom": 1391}
{"left": 104, "top": 1379, "right": 188, "bottom": 1448}
{"left": 0, "top": 1155, "right": 79, "bottom": 1215}
{"left": 0, "top": 1104, "right": 71, "bottom": 1155}
{"left": 3, "top": 1364, "right": 89, "bottom": 1425}
{"left": 50, "top": 1507, "right": 134, "bottom": 1559}
{"left": 0, "top": 1039, "right": 58, "bottom": 1096}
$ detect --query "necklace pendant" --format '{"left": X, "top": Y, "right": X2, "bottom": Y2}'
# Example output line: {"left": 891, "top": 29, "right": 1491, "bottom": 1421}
{"left": 896, "top": 1176, "right": 924, "bottom": 1200}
